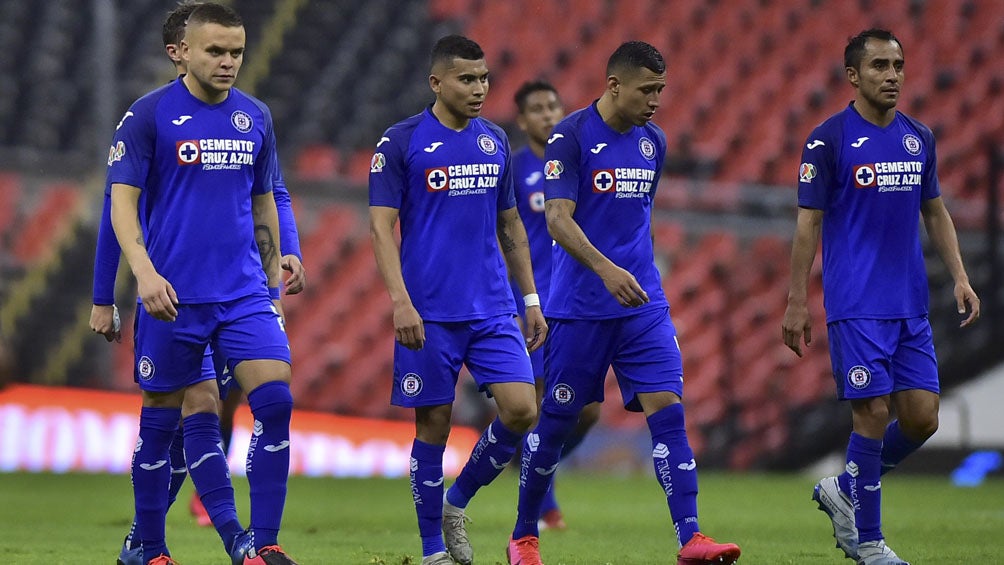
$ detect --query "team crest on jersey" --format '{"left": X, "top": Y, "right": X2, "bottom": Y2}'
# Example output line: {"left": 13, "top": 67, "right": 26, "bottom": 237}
{"left": 544, "top": 160, "right": 564, "bottom": 179}
{"left": 902, "top": 134, "right": 922, "bottom": 156}
{"left": 477, "top": 134, "right": 498, "bottom": 155}
{"left": 107, "top": 141, "right": 126, "bottom": 166}
{"left": 638, "top": 137, "right": 656, "bottom": 160}
{"left": 231, "top": 110, "right": 253, "bottom": 133}
{"left": 798, "top": 162, "right": 817, "bottom": 183}
{"left": 370, "top": 152, "right": 386, "bottom": 173}
{"left": 426, "top": 167, "right": 449, "bottom": 191}
{"left": 847, "top": 365, "right": 871, "bottom": 389}
{"left": 853, "top": 164, "right": 877, "bottom": 188}
{"left": 552, "top": 383, "right": 574, "bottom": 405}
{"left": 176, "top": 140, "right": 201, "bottom": 165}
{"left": 137, "top": 356, "right": 155, "bottom": 381}
{"left": 401, "top": 373, "right": 423, "bottom": 397}
{"left": 529, "top": 191, "right": 545, "bottom": 212}
{"left": 592, "top": 169, "right": 615, "bottom": 192}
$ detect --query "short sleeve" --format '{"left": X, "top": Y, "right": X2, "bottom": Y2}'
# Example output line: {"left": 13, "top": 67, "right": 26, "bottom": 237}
{"left": 368, "top": 131, "right": 409, "bottom": 209}
{"left": 543, "top": 120, "right": 581, "bottom": 202}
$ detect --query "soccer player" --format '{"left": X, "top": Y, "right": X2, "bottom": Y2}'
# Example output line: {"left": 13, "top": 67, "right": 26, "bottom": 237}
{"left": 107, "top": 4, "right": 299, "bottom": 564}
{"left": 505, "top": 42, "right": 741, "bottom": 565}
{"left": 783, "top": 29, "right": 979, "bottom": 565}
{"left": 510, "top": 80, "right": 601, "bottom": 531}
{"left": 369, "top": 35, "right": 546, "bottom": 565}
{"left": 90, "top": 3, "right": 306, "bottom": 564}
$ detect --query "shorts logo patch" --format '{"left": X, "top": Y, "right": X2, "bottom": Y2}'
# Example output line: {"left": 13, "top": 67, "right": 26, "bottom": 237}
{"left": 902, "top": 134, "right": 922, "bottom": 156}
{"left": 401, "top": 372, "right": 423, "bottom": 397}
{"left": 552, "top": 383, "right": 574, "bottom": 405}
{"left": 477, "top": 134, "right": 498, "bottom": 155}
{"left": 231, "top": 110, "right": 253, "bottom": 133}
{"left": 847, "top": 365, "right": 871, "bottom": 389}
{"left": 137, "top": 356, "right": 155, "bottom": 380}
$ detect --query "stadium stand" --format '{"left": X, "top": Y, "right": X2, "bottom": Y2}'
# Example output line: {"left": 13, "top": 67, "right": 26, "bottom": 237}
{"left": 0, "top": 0, "right": 1000, "bottom": 470}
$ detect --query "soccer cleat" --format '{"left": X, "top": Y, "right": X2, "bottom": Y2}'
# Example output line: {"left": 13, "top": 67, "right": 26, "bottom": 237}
{"left": 442, "top": 502, "right": 473, "bottom": 565}
{"left": 243, "top": 545, "right": 299, "bottom": 565}
{"left": 228, "top": 529, "right": 254, "bottom": 565}
{"left": 813, "top": 476, "right": 858, "bottom": 559}
{"left": 538, "top": 508, "right": 567, "bottom": 531}
{"left": 506, "top": 535, "right": 543, "bottom": 565}
{"left": 676, "top": 532, "right": 741, "bottom": 565}
{"left": 146, "top": 556, "right": 180, "bottom": 565}
{"left": 117, "top": 537, "right": 144, "bottom": 565}
{"left": 856, "top": 540, "right": 910, "bottom": 565}
{"left": 189, "top": 492, "right": 212, "bottom": 527}
{"left": 421, "top": 551, "right": 456, "bottom": 565}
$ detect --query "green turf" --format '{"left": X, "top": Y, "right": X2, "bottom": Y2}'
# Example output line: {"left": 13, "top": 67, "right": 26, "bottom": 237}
{"left": 0, "top": 471, "right": 1001, "bottom": 564}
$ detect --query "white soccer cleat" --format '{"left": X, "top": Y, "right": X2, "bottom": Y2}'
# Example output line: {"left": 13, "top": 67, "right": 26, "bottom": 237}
{"left": 856, "top": 539, "right": 910, "bottom": 565}
{"left": 813, "top": 475, "right": 858, "bottom": 559}
{"left": 442, "top": 502, "right": 473, "bottom": 565}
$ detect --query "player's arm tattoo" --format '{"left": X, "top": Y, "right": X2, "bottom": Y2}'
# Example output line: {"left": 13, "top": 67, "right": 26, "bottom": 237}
{"left": 255, "top": 224, "right": 278, "bottom": 268}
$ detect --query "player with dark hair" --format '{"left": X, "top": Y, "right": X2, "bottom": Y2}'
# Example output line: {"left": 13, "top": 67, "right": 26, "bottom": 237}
{"left": 505, "top": 41, "right": 740, "bottom": 565}
{"left": 511, "top": 79, "right": 600, "bottom": 531}
{"left": 106, "top": 3, "right": 299, "bottom": 564}
{"left": 783, "top": 28, "right": 979, "bottom": 565}
{"left": 369, "top": 34, "right": 545, "bottom": 565}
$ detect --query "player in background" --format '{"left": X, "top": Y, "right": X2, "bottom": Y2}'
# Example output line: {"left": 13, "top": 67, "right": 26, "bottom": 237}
{"left": 90, "top": 3, "right": 306, "bottom": 563}
{"left": 107, "top": 4, "right": 298, "bottom": 564}
{"left": 510, "top": 80, "right": 600, "bottom": 531}
{"left": 505, "top": 42, "right": 741, "bottom": 565}
{"left": 783, "top": 28, "right": 979, "bottom": 565}
{"left": 369, "top": 35, "right": 545, "bottom": 565}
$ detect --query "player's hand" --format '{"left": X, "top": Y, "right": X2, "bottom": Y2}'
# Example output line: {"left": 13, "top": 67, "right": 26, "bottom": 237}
{"left": 600, "top": 264, "right": 649, "bottom": 307}
{"left": 955, "top": 281, "right": 980, "bottom": 327}
{"left": 523, "top": 306, "right": 548, "bottom": 353}
{"left": 281, "top": 254, "right": 306, "bottom": 295}
{"left": 137, "top": 270, "right": 179, "bottom": 322}
{"left": 89, "top": 304, "right": 121, "bottom": 343}
{"left": 393, "top": 301, "right": 425, "bottom": 350}
{"left": 781, "top": 301, "right": 812, "bottom": 357}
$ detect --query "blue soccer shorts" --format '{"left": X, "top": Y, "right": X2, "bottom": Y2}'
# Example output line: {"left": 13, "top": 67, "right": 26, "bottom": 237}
{"left": 391, "top": 314, "right": 534, "bottom": 408}
{"left": 133, "top": 293, "right": 291, "bottom": 393}
{"left": 543, "top": 306, "right": 683, "bottom": 415}
{"left": 827, "top": 316, "right": 939, "bottom": 400}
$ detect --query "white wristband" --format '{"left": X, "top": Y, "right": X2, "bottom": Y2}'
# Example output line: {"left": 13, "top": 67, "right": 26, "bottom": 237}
{"left": 523, "top": 293, "right": 540, "bottom": 308}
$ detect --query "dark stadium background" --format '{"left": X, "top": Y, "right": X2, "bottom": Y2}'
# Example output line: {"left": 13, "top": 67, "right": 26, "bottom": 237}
{"left": 0, "top": 0, "right": 1000, "bottom": 473}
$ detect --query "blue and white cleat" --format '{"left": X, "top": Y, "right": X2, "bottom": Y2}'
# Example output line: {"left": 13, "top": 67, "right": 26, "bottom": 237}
{"left": 813, "top": 475, "right": 858, "bottom": 559}
{"left": 116, "top": 539, "right": 143, "bottom": 565}
{"left": 229, "top": 529, "right": 254, "bottom": 565}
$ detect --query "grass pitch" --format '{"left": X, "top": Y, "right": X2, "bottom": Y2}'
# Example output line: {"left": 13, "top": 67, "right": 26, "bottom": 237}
{"left": 1, "top": 471, "right": 1001, "bottom": 564}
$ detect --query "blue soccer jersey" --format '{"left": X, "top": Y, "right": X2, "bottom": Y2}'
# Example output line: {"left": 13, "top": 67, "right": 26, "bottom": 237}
{"left": 509, "top": 146, "right": 551, "bottom": 315}
{"left": 368, "top": 107, "right": 517, "bottom": 322}
{"left": 543, "top": 103, "right": 668, "bottom": 319}
{"left": 797, "top": 103, "right": 940, "bottom": 322}
{"left": 106, "top": 78, "right": 277, "bottom": 303}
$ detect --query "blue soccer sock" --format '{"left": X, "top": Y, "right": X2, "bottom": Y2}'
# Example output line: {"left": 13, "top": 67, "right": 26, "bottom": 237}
{"left": 541, "top": 420, "right": 592, "bottom": 515}
{"left": 126, "top": 425, "right": 189, "bottom": 551}
{"left": 183, "top": 412, "right": 243, "bottom": 548}
{"left": 647, "top": 403, "right": 700, "bottom": 547}
{"left": 513, "top": 410, "right": 577, "bottom": 540}
{"left": 168, "top": 425, "right": 189, "bottom": 507}
{"left": 845, "top": 432, "right": 884, "bottom": 543}
{"left": 880, "top": 420, "right": 924, "bottom": 475}
{"left": 246, "top": 381, "right": 293, "bottom": 549}
{"left": 446, "top": 417, "right": 522, "bottom": 509}
{"left": 540, "top": 481, "right": 560, "bottom": 515}
{"left": 411, "top": 439, "right": 447, "bottom": 557}
{"left": 134, "top": 406, "right": 181, "bottom": 562}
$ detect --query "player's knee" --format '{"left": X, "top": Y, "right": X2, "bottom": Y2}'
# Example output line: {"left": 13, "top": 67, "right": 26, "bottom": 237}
{"left": 498, "top": 400, "right": 538, "bottom": 433}
{"left": 900, "top": 412, "right": 939, "bottom": 441}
